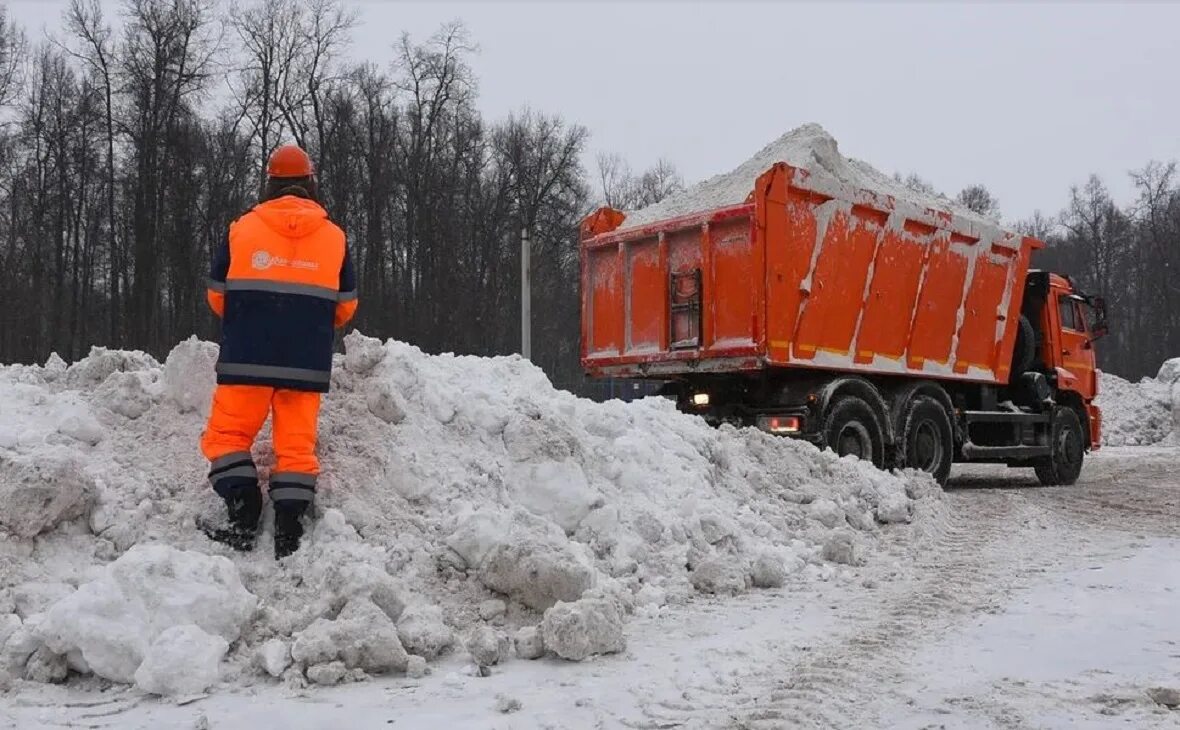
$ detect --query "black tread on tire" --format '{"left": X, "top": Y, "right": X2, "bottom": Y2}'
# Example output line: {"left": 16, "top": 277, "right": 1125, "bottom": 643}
{"left": 1010, "top": 314, "right": 1036, "bottom": 377}
{"left": 822, "top": 395, "right": 886, "bottom": 469}
{"left": 1034, "top": 406, "right": 1085, "bottom": 486}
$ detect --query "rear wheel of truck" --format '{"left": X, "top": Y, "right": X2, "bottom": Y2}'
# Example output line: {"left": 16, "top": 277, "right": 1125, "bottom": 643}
{"left": 1034, "top": 406, "right": 1084, "bottom": 486}
{"left": 822, "top": 396, "right": 885, "bottom": 469}
{"left": 900, "top": 396, "right": 953, "bottom": 486}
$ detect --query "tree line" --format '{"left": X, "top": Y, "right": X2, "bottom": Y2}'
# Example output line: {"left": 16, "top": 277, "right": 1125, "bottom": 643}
{"left": 0, "top": 0, "right": 677, "bottom": 393}
{"left": 0, "top": 0, "right": 1173, "bottom": 389}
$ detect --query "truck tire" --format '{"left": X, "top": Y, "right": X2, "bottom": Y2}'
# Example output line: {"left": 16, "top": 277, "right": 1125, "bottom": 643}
{"left": 822, "top": 396, "right": 885, "bottom": 469}
{"left": 1033, "top": 406, "right": 1084, "bottom": 486}
{"left": 900, "top": 396, "right": 953, "bottom": 486}
{"left": 1010, "top": 315, "right": 1035, "bottom": 377}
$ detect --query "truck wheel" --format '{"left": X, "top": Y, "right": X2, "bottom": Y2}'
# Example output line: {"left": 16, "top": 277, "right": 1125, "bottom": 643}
{"left": 1033, "top": 406, "right": 1084, "bottom": 486}
{"left": 822, "top": 396, "right": 885, "bottom": 469}
{"left": 900, "top": 396, "right": 953, "bottom": 486}
{"left": 1010, "top": 315, "right": 1035, "bottom": 377}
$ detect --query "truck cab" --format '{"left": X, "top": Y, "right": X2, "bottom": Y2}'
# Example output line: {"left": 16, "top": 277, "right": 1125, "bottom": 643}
{"left": 1021, "top": 271, "right": 1107, "bottom": 451}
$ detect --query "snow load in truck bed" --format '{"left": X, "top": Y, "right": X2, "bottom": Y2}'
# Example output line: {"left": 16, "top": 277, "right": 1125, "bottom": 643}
{"left": 620, "top": 123, "right": 996, "bottom": 231}
{"left": 0, "top": 335, "right": 940, "bottom": 694}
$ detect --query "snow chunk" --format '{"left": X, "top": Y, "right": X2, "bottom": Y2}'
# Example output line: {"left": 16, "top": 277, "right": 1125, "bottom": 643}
{"left": 306, "top": 661, "right": 348, "bottom": 686}
{"left": 134, "top": 624, "right": 228, "bottom": 696}
{"left": 874, "top": 486, "right": 912, "bottom": 524}
{"left": 366, "top": 381, "right": 406, "bottom": 424}
{"left": 2, "top": 617, "right": 42, "bottom": 674}
{"left": 478, "top": 599, "right": 506, "bottom": 622}
{"left": 750, "top": 552, "right": 789, "bottom": 589}
{"left": 808, "top": 498, "right": 846, "bottom": 529}
{"left": 43, "top": 352, "right": 67, "bottom": 377}
{"left": 476, "top": 511, "right": 597, "bottom": 610}
{"left": 94, "top": 371, "right": 156, "bottom": 419}
{"left": 464, "top": 625, "right": 508, "bottom": 668}
{"left": 64, "top": 347, "right": 158, "bottom": 388}
{"left": 12, "top": 582, "right": 74, "bottom": 619}
{"left": 24, "top": 645, "right": 67, "bottom": 683}
{"left": 406, "top": 655, "right": 428, "bottom": 679}
{"left": 35, "top": 545, "right": 255, "bottom": 683}
{"left": 1156, "top": 359, "right": 1180, "bottom": 386}
{"left": 396, "top": 605, "right": 454, "bottom": 660}
{"left": 162, "top": 337, "right": 218, "bottom": 415}
{"left": 541, "top": 598, "right": 625, "bottom": 661}
{"left": 0, "top": 614, "right": 20, "bottom": 651}
{"left": 513, "top": 626, "right": 544, "bottom": 660}
{"left": 291, "top": 597, "right": 409, "bottom": 675}
{"left": 343, "top": 331, "right": 386, "bottom": 374}
{"left": 505, "top": 460, "right": 602, "bottom": 533}
{"left": 0, "top": 453, "right": 95, "bottom": 538}
{"left": 690, "top": 555, "right": 749, "bottom": 595}
{"left": 821, "top": 530, "right": 863, "bottom": 566}
{"left": 257, "top": 639, "right": 292, "bottom": 678}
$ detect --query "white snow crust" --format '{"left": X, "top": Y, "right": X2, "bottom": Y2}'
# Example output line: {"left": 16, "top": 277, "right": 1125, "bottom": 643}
{"left": 618, "top": 123, "right": 996, "bottom": 230}
{"left": 0, "top": 333, "right": 941, "bottom": 691}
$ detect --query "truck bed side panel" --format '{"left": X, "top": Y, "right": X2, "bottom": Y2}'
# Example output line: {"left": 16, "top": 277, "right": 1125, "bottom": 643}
{"left": 580, "top": 163, "right": 1040, "bottom": 384}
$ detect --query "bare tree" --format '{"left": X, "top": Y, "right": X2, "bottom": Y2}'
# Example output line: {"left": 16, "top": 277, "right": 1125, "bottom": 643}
{"left": 229, "top": 0, "right": 302, "bottom": 182}
{"left": 956, "top": 183, "right": 1001, "bottom": 219}
{"left": 65, "top": 0, "right": 121, "bottom": 342}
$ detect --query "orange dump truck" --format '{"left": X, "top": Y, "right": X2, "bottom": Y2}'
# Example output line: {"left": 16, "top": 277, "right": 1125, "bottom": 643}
{"left": 580, "top": 162, "right": 1107, "bottom": 485}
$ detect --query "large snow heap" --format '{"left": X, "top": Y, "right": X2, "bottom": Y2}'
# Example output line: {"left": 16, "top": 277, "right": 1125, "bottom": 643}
{"left": 0, "top": 333, "right": 940, "bottom": 694}
{"left": 1097, "top": 359, "right": 1180, "bottom": 446}
{"left": 620, "top": 122, "right": 997, "bottom": 230}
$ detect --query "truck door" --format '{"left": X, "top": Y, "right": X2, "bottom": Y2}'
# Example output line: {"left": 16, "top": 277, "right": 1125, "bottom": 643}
{"left": 1055, "top": 293, "right": 1097, "bottom": 400}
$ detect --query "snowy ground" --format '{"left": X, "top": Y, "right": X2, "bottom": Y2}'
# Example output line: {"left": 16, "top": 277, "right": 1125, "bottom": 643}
{"left": 4, "top": 446, "right": 1178, "bottom": 729}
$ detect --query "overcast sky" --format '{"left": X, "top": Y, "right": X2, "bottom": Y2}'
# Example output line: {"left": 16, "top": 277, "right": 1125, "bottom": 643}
{"left": 9, "top": 0, "right": 1180, "bottom": 221}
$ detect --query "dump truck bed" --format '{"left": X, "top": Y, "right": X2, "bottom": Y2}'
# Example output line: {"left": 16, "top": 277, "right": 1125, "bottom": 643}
{"left": 580, "top": 163, "right": 1042, "bottom": 385}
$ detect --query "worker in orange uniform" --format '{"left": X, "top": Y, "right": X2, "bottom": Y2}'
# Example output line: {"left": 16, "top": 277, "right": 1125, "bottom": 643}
{"left": 200, "top": 144, "right": 357, "bottom": 559}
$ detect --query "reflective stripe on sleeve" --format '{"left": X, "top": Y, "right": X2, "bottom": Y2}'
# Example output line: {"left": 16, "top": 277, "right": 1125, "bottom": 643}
{"left": 207, "top": 278, "right": 226, "bottom": 293}
{"left": 337, "top": 290, "right": 358, "bottom": 302}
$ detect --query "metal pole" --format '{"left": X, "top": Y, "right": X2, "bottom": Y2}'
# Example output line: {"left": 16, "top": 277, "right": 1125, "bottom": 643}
{"left": 521, "top": 224, "right": 531, "bottom": 360}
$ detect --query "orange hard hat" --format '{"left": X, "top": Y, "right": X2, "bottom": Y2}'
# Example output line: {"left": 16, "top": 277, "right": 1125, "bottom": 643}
{"left": 267, "top": 144, "right": 314, "bottom": 178}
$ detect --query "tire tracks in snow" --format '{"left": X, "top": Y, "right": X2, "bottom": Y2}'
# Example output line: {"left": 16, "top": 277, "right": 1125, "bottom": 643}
{"left": 622, "top": 486, "right": 1066, "bottom": 730}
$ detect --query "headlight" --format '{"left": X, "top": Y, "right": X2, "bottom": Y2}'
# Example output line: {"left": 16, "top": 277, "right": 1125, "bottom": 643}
{"left": 691, "top": 392, "right": 710, "bottom": 407}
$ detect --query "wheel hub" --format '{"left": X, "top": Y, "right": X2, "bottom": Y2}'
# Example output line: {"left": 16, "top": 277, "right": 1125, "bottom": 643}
{"left": 836, "top": 422, "right": 872, "bottom": 460}
{"left": 911, "top": 421, "right": 943, "bottom": 473}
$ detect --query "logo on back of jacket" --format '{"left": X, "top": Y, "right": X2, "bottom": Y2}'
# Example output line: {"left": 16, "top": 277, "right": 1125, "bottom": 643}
{"left": 251, "top": 250, "right": 319, "bottom": 272}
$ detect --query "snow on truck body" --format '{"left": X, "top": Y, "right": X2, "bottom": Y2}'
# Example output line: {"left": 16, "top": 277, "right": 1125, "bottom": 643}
{"left": 579, "top": 129, "right": 1105, "bottom": 486}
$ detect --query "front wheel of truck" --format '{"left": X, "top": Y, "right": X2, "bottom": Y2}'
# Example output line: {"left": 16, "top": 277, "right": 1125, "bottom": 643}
{"left": 1034, "top": 406, "right": 1085, "bottom": 486}
{"left": 822, "top": 396, "right": 886, "bottom": 469}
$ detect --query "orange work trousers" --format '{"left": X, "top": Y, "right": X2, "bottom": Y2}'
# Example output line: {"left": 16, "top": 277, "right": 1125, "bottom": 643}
{"left": 200, "top": 385, "right": 321, "bottom": 501}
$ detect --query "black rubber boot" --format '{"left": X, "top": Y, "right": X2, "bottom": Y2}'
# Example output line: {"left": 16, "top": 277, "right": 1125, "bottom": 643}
{"left": 201, "top": 483, "right": 263, "bottom": 552}
{"left": 273, "top": 500, "right": 307, "bottom": 560}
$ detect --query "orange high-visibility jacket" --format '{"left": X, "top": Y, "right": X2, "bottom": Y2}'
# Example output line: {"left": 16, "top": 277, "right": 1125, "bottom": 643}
{"left": 206, "top": 195, "right": 358, "bottom": 392}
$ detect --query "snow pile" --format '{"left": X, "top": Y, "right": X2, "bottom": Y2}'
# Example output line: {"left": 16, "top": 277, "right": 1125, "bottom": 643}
{"left": 1097, "top": 359, "right": 1180, "bottom": 446}
{"left": 35, "top": 544, "right": 255, "bottom": 693}
{"left": 0, "top": 333, "right": 941, "bottom": 692}
{"left": 620, "top": 123, "right": 995, "bottom": 230}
